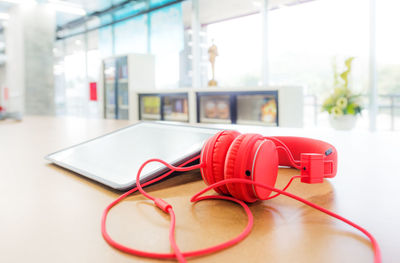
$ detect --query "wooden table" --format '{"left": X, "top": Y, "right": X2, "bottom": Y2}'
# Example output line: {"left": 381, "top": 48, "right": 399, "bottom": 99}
{"left": 0, "top": 116, "right": 399, "bottom": 263}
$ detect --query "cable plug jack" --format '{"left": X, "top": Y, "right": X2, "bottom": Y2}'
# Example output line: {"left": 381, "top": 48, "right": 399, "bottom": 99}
{"left": 154, "top": 198, "right": 172, "bottom": 213}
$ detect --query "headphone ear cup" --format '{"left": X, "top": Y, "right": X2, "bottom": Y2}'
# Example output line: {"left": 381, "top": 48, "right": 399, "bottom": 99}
{"left": 251, "top": 139, "right": 279, "bottom": 200}
{"left": 224, "top": 134, "right": 248, "bottom": 201}
{"left": 224, "top": 134, "right": 279, "bottom": 203}
{"left": 200, "top": 130, "right": 240, "bottom": 195}
{"left": 224, "top": 134, "right": 261, "bottom": 203}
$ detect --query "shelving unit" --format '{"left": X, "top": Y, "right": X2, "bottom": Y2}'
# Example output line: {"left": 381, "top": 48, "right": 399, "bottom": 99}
{"left": 102, "top": 54, "right": 154, "bottom": 120}
{"left": 138, "top": 93, "right": 189, "bottom": 122}
{"left": 196, "top": 90, "right": 278, "bottom": 126}
{"left": 101, "top": 56, "right": 303, "bottom": 127}
{"left": 131, "top": 86, "right": 304, "bottom": 127}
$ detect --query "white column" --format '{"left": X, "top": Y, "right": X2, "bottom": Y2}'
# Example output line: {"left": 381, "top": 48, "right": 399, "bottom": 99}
{"left": 0, "top": 65, "right": 6, "bottom": 107}
{"left": 369, "top": 0, "right": 378, "bottom": 131}
{"left": 6, "top": 3, "right": 55, "bottom": 115}
{"left": 191, "top": 0, "right": 201, "bottom": 89}
{"left": 261, "top": 0, "right": 269, "bottom": 86}
{"left": 189, "top": 0, "right": 200, "bottom": 124}
{"left": 146, "top": 1, "right": 151, "bottom": 53}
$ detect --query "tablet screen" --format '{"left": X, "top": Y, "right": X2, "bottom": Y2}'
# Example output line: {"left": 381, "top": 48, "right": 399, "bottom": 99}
{"left": 46, "top": 122, "right": 219, "bottom": 190}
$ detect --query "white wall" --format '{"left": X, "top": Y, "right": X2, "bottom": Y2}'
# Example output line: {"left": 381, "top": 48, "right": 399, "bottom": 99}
{"left": 6, "top": 3, "right": 55, "bottom": 115}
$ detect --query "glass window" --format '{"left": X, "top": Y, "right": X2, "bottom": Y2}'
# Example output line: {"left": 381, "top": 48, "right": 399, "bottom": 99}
{"left": 204, "top": 14, "right": 262, "bottom": 87}
{"left": 64, "top": 35, "right": 87, "bottom": 117}
{"left": 99, "top": 15, "right": 114, "bottom": 58}
{"left": 376, "top": 0, "right": 400, "bottom": 130}
{"left": 98, "top": 26, "right": 113, "bottom": 58}
{"left": 113, "top": 1, "right": 147, "bottom": 20}
{"left": 150, "top": 3, "right": 184, "bottom": 89}
{"left": 114, "top": 16, "right": 148, "bottom": 55}
{"left": 268, "top": 0, "right": 369, "bottom": 129}
{"left": 150, "top": 0, "right": 174, "bottom": 8}
{"left": 53, "top": 40, "right": 66, "bottom": 115}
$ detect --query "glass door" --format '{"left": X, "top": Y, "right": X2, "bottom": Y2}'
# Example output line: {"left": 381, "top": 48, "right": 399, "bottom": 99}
{"left": 197, "top": 94, "right": 232, "bottom": 124}
{"left": 103, "top": 58, "right": 117, "bottom": 119}
{"left": 139, "top": 95, "right": 161, "bottom": 120}
{"left": 116, "top": 56, "right": 129, "bottom": 120}
{"left": 236, "top": 92, "right": 278, "bottom": 126}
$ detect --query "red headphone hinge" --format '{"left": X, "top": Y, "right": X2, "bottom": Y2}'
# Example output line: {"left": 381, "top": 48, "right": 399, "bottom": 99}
{"left": 300, "top": 153, "right": 333, "bottom": 184}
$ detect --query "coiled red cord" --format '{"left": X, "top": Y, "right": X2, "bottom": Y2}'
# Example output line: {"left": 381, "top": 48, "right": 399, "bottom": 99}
{"left": 101, "top": 156, "right": 381, "bottom": 263}
{"left": 101, "top": 156, "right": 254, "bottom": 261}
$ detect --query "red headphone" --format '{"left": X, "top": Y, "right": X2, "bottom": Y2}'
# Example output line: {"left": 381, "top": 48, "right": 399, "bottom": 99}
{"left": 102, "top": 131, "right": 380, "bottom": 263}
{"left": 200, "top": 131, "right": 337, "bottom": 202}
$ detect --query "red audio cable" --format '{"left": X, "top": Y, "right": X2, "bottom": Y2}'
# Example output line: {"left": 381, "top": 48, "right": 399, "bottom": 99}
{"left": 101, "top": 157, "right": 381, "bottom": 263}
{"left": 266, "top": 137, "right": 302, "bottom": 168}
{"left": 193, "top": 178, "right": 381, "bottom": 263}
{"left": 101, "top": 156, "right": 254, "bottom": 261}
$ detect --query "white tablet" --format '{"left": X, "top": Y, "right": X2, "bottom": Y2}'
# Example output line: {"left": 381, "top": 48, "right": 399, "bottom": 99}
{"left": 45, "top": 122, "right": 220, "bottom": 190}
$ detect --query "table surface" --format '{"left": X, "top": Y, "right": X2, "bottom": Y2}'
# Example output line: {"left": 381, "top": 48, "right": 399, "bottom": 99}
{"left": 0, "top": 116, "right": 399, "bottom": 263}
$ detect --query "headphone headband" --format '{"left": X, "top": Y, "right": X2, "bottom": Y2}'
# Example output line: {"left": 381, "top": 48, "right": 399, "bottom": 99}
{"left": 266, "top": 136, "right": 338, "bottom": 182}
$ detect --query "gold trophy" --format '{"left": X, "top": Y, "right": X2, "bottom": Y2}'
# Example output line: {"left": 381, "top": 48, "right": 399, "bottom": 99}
{"left": 208, "top": 41, "right": 218, "bottom": 86}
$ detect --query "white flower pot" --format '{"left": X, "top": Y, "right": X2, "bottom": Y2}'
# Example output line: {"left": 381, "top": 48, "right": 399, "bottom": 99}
{"left": 329, "top": 114, "right": 357, "bottom": 130}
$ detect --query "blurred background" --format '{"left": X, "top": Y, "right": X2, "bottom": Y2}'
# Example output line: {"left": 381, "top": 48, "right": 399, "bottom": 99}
{"left": 0, "top": 0, "right": 398, "bottom": 131}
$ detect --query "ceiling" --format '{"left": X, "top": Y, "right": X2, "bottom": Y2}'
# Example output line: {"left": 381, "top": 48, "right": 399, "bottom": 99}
{"left": 183, "top": 0, "right": 315, "bottom": 27}
{"left": 0, "top": 0, "right": 316, "bottom": 28}
{"left": 61, "top": 0, "right": 316, "bottom": 27}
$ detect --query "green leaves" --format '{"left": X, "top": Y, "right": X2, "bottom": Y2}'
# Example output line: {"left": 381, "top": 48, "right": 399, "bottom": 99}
{"left": 339, "top": 56, "right": 355, "bottom": 91}
{"left": 322, "top": 57, "right": 362, "bottom": 116}
{"left": 346, "top": 103, "right": 356, "bottom": 115}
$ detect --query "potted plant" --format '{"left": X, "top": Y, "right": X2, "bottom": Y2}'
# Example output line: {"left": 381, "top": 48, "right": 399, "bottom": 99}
{"left": 322, "top": 57, "right": 362, "bottom": 130}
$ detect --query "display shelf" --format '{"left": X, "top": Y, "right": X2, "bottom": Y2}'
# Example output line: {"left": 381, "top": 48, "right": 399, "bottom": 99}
{"left": 138, "top": 93, "right": 189, "bottom": 122}
{"left": 236, "top": 120, "right": 277, "bottom": 126}
{"left": 236, "top": 93, "right": 278, "bottom": 126}
{"left": 131, "top": 85, "right": 303, "bottom": 127}
{"left": 140, "top": 113, "right": 161, "bottom": 120}
{"left": 196, "top": 90, "right": 278, "bottom": 126}
{"left": 199, "top": 117, "right": 231, "bottom": 124}
{"left": 164, "top": 115, "right": 189, "bottom": 122}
